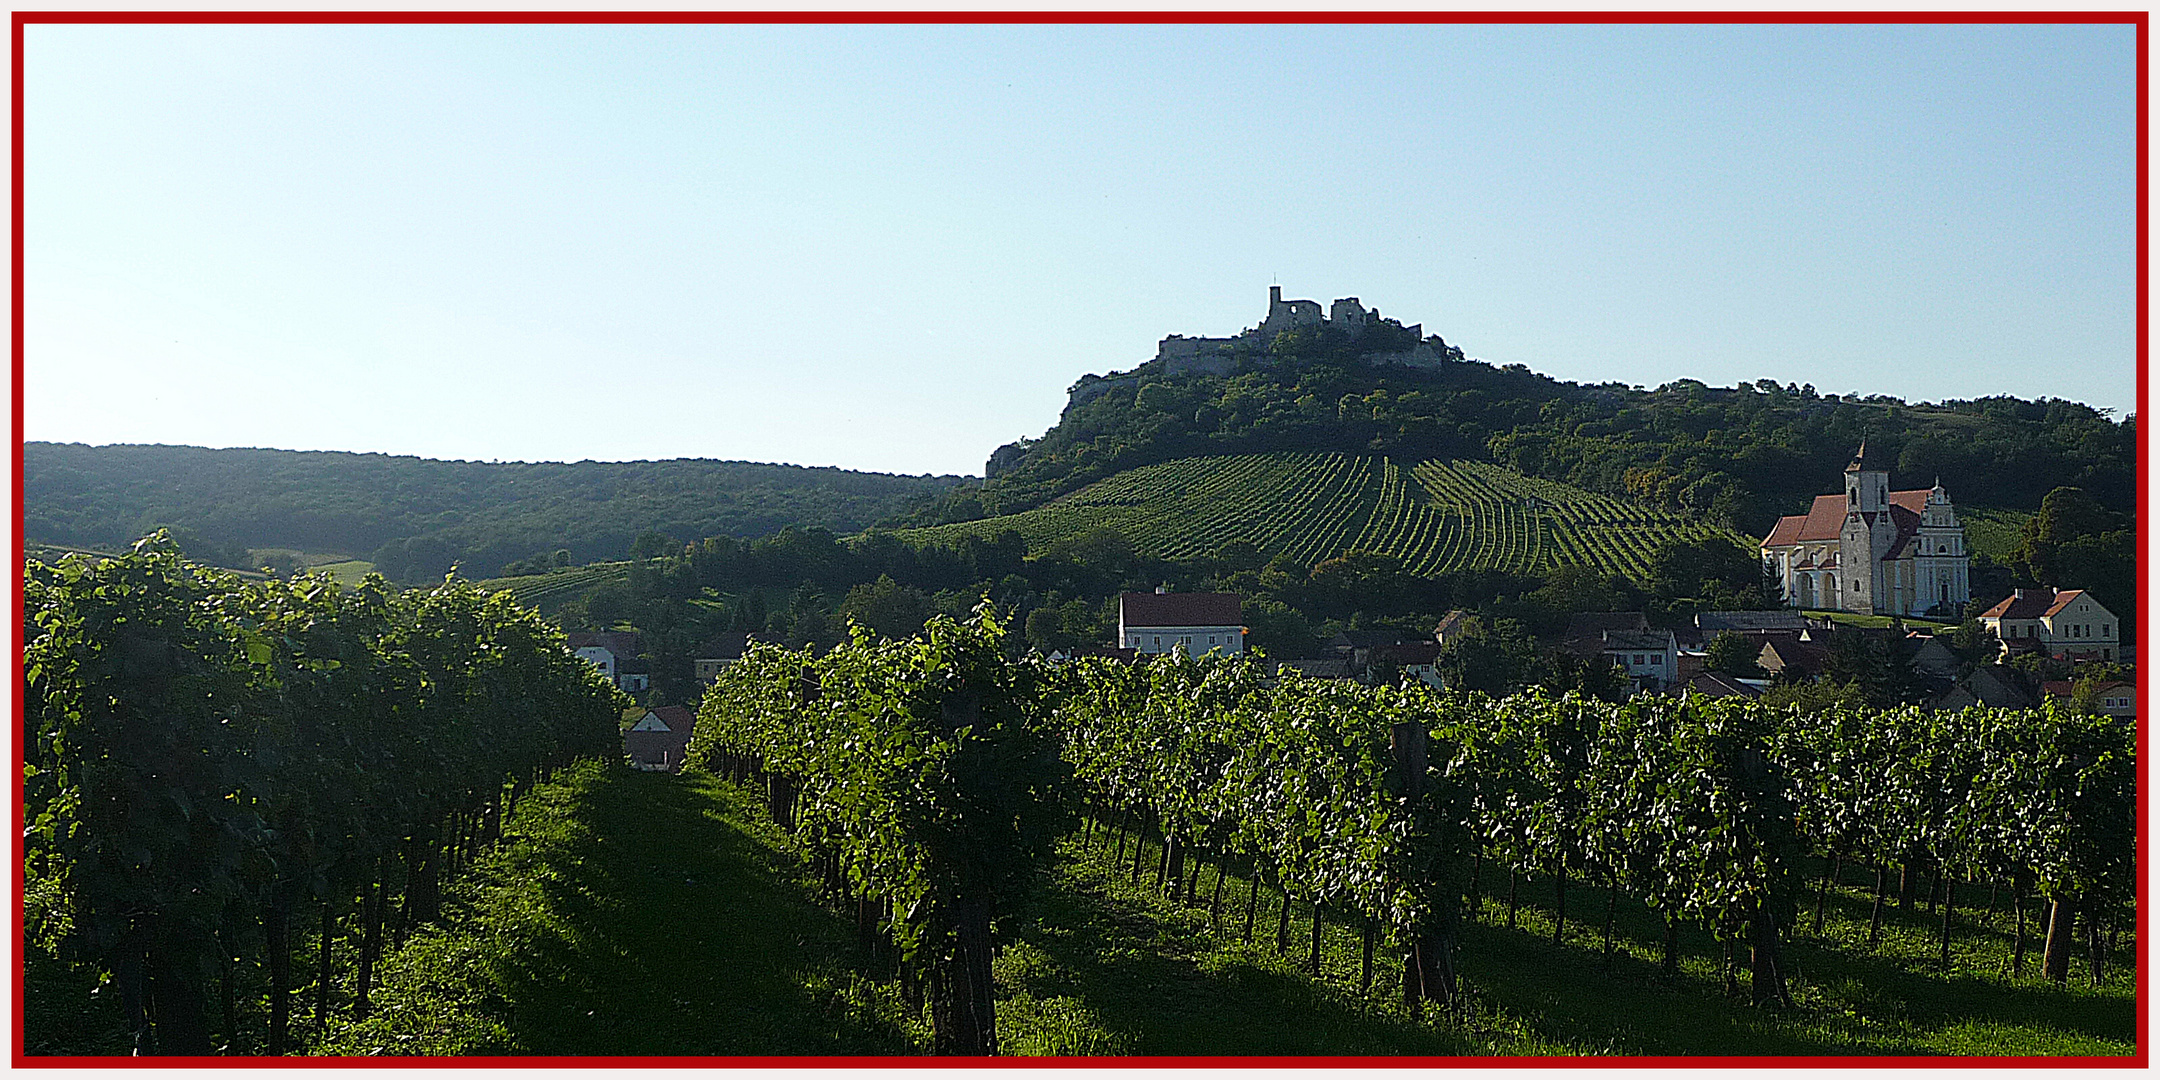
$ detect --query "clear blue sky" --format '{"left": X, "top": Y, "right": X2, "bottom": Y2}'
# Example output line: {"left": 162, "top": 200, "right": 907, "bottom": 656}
{"left": 24, "top": 21, "right": 2138, "bottom": 477}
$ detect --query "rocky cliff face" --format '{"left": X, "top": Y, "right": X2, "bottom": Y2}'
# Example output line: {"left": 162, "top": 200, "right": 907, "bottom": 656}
{"left": 985, "top": 440, "right": 1033, "bottom": 479}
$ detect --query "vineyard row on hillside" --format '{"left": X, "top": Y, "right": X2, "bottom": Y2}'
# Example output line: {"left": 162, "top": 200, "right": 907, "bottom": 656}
{"left": 899, "top": 452, "right": 1750, "bottom": 580}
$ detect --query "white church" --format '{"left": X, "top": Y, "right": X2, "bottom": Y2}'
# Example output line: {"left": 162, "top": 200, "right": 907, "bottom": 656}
{"left": 1760, "top": 444, "right": 1971, "bottom": 618}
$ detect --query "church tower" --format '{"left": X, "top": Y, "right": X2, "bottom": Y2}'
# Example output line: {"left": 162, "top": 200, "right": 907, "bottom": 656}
{"left": 1838, "top": 443, "right": 1893, "bottom": 613}
{"left": 1844, "top": 442, "right": 1889, "bottom": 512}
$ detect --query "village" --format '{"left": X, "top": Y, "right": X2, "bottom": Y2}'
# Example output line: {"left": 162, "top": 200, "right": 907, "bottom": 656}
{"left": 599, "top": 442, "right": 2132, "bottom": 773}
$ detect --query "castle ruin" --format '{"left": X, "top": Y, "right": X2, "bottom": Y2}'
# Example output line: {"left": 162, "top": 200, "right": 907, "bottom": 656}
{"left": 1067, "top": 286, "right": 1457, "bottom": 407}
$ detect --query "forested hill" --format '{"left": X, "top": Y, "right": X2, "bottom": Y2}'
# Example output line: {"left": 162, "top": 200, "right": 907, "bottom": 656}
{"left": 935, "top": 338, "right": 2134, "bottom": 538}
{"left": 22, "top": 443, "right": 969, "bottom": 580}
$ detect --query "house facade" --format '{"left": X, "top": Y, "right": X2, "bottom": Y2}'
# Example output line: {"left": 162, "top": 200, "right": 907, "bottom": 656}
{"left": 1978, "top": 588, "right": 2120, "bottom": 663}
{"left": 1560, "top": 613, "right": 1677, "bottom": 691}
{"left": 1601, "top": 629, "right": 1680, "bottom": 690}
{"left": 567, "top": 630, "right": 650, "bottom": 692}
{"left": 1118, "top": 590, "right": 1244, "bottom": 656}
{"left": 1760, "top": 444, "right": 1970, "bottom": 617}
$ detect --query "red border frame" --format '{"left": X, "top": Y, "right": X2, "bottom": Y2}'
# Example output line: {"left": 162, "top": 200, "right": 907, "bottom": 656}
{"left": 10, "top": 9, "right": 2148, "bottom": 1069}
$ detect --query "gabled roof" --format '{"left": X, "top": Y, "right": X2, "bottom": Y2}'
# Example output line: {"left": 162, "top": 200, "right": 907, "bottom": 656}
{"left": 1889, "top": 489, "right": 1930, "bottom": 515}
{"left": 2044, "top": 589, "right": 2100, "bottom": 618}
{"left": 648, "top": 705, "right": 697, "bottom": 733}
{"left": 1980, "top": 588, "right": 2060, "bottom": 621}
{"left": 1433, "top": 610, "right": 1472, "bottom": 639}
{"left": 1758, "top": 637, "right": 1829, "bottom": 675}
{"left": 1763, "top": 495, "right": 1849, "bottom": 546}
{"left": 1276, "top": 656, "right": 1354, "bottom": 681}
{"left": 1120, "top": 591, "right": 1241, "bottom": 628}
{"left": 1937, "top": 666, "right": 2033, "bottom": 710}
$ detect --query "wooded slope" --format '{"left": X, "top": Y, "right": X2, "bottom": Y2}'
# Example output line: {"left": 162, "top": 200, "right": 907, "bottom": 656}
{"left": 23, "top": 442, "right": 969, "bottom": 580}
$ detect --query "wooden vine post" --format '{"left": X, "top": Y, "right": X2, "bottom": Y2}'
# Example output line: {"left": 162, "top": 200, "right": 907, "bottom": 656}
{"left": 1391, "top": 721, "right": 1456, "bottom": 1015}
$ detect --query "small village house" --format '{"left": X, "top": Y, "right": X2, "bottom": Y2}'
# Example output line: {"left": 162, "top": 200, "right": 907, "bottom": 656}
{"left": 1118, "top": 589, "right": 1244, "bottom": 656}
{"left": 1978, "top": 587, "right": 2120, "bottom": 663}
{"left": 624, "top": 705, "right": 696, "bottom": 773}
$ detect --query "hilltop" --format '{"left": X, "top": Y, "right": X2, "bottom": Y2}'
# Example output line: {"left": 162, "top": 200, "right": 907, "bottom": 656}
{"left": 920, "top": 287, "right": 2133, "bottom": 539}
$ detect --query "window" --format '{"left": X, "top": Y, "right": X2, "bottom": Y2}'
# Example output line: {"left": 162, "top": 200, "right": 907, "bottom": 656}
{"left": 1649, "top": 655, "right": 1662, "bottom": 665}
{"left": 1633, "top": 654, "right": 1645, "bottom": 665}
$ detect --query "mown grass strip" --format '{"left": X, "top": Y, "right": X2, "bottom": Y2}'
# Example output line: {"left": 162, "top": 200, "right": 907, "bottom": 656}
{"left": 311, "top": 761, "right": 916, "bottom": 1057}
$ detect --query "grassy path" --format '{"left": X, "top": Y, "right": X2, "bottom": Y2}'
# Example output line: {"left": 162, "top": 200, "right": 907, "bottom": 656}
{"left": 315, "top": 762, "right": 911, "bottom": 1055}
{"left": 320, "top": 761, "right": 2136, "bottom": 1058}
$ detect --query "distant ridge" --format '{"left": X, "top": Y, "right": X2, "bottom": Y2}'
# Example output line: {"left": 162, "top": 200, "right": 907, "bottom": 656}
{"left": 22, "top": 442, "right": 970, "bottom": 581}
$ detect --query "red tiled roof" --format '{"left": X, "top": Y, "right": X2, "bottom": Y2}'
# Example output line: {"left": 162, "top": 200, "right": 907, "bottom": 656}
{"left": 1763, "top": 495, "right": 1848, "bottom": 546}
{"left": 648, "top": 705, "right": 697, "bottom": 733}
{"left": 1763, "top": 490, "right": 1931, "bottom": 550}
{"left": 1980, "top": 589, "right": 2058, "bottom": 621}
{"left": 1120, "top": 592, "right": 1241, "bottom": 628}
{"left": 2043, "top": 589, "right": 2089, "bottom": 618}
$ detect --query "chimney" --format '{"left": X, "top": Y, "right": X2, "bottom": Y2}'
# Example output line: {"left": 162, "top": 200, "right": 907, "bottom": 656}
{"left": 1269, "top": 285, "right": 1282, "bottom": 305}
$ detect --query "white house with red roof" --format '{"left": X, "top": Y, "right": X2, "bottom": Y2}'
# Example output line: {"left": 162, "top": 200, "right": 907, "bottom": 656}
{"left": 1759, "top": 443, "right": 1970, "bottom": 617}
{"left": 1118, "top": 589, "right": 1244, "bottom": 656}
{"left": 1979, "top": 587, "right": 2120, "bottom": 663}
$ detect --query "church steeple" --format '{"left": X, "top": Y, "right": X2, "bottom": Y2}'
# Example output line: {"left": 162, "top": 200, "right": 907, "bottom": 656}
{"left": 1845, "top": 440, "right": 1882, "bottom": 473}
{"left": 1843, "top": 442, "right": 1889, "bottom": 512}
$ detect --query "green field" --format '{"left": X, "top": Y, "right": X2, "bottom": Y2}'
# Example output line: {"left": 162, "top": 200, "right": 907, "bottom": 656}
{"left": 899, "top": 452, "right": 1749, "bottom": 580}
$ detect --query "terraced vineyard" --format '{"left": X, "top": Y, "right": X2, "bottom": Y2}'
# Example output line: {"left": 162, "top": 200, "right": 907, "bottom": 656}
{"left": 899, "top": 452, "right": 1749, "bottom": 581}
{"left": 470, "top": 562, "right": 632, "bottom": 610}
